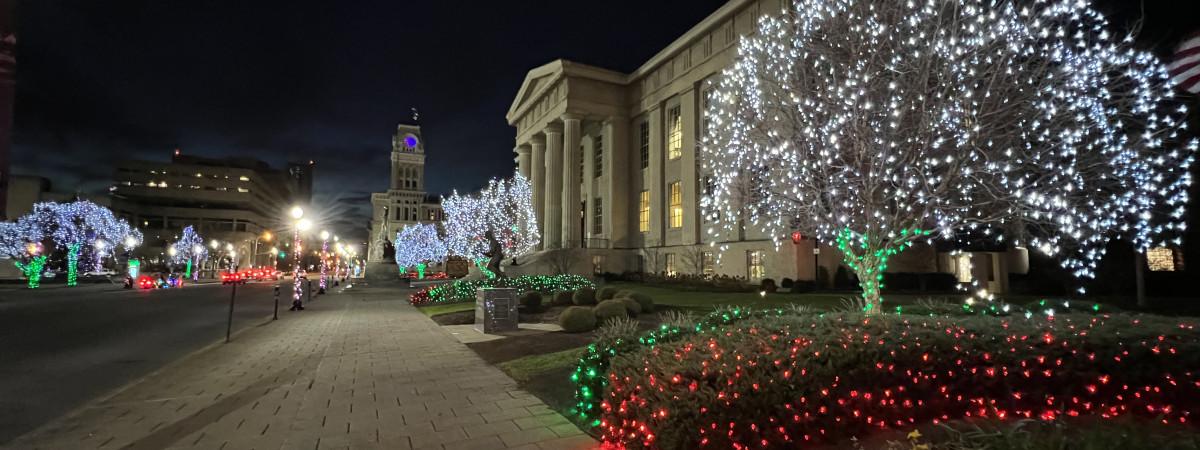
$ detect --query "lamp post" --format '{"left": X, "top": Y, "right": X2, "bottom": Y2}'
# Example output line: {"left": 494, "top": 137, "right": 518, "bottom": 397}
{"left": 319, "top": 230, "right": 330, "bottom": 293}
{"left": 270, "top": 247, "right": 278, "bottom": 271}
{"left": 250, "top": 231, "right": 273, "bottom": 268}
{"left": 291, "top": 206, "right": 311, "bottom": 310}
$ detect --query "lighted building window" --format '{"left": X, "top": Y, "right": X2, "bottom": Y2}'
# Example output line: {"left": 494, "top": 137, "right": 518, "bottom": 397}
{"left": 239, "top": 176, "right": 250, "bottom": 181}
{"left": 667, "top": 105, "right": 682, "bottom": 159}
{"left": 593, "top": 197, "right": 603, "bottom": 235}
{"left": 666, "top": 253, "right": 677, "bottom": 276}
{"left": 594, "top": 134, "right": 603, "bottom": 177}
{"left": 668, "top": 182, "right": 682, "bottom": 228}
{"left": 639, "top": 190, "right": 650, "bottom": 232}
{"left": 702, "top": 251, "right": 714, "bottom": 276}
{"left": 579, "top": 144, "right": 585, "bottom": 180}
{"left": 1147, "top": 246, "right": 1182, "bottom": 272}
{"left": 639, "top": 122, "right": 650, "bottom": 169}
{"left": 592, "top": 255, "right": 605, "bottom": 275}
{"left": 747, "top": 250, "right": 765, "bottom": 281}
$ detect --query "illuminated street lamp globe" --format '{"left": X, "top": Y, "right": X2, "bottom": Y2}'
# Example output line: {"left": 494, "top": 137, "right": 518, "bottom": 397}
{"left": 321, "top": 230, "right": 330, "bottom": 240}
{"left": 168, "top": 247, "right": 177, "bottom": 256}
{"left": 298, "top": 219, "right": 312, "bottom": 231}
{"left": 291, "top": 206, "right": 304, "bottom": 220}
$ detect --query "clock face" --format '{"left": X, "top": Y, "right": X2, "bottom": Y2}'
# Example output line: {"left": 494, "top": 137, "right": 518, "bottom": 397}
{"left": 404, "top": 135, "right": 418, "bottom": 148}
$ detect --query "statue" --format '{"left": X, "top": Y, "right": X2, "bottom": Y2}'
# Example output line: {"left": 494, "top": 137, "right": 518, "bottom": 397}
{"left": 483, "top": 230, "right": 505, "bottom": 279}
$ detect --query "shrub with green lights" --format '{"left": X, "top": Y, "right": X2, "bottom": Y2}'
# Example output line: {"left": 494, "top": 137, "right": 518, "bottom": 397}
{"left": 593, "top": 310, "right": 1200, "bottom": 448}
{"left": 409, "top": 274, "right": 593, "bottom": 306}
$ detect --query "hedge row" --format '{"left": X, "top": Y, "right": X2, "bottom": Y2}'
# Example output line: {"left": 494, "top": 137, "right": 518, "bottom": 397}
{"left": 409, "top": 274, "right": 593, "bottom": 306}
{"left": 598, "top": 312, "right": 1200, "bottom": 448}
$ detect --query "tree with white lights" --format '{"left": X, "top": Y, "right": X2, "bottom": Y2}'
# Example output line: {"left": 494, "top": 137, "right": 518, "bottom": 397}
{"left": 169, "top": 226, "right": 207, "bottom": 281}
{"left": 394, "top": 223, "right": 445, "bottom": 278}
{"left": 702, "top": 0, "right": 1196, "bottom": 313}
{"left": 443, "top": 173, "right": 540, "bottom": 262}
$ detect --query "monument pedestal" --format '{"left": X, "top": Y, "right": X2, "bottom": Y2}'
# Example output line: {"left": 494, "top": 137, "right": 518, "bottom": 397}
{"left": 475, "top": 288, "right": 518, "bottom": 334}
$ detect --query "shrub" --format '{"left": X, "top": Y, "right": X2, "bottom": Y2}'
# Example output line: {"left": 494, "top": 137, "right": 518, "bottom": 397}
{"left": 409, "top": 274, "right": 594, "bottom": 305}
{"left": 815, "top": 266, "right": 831, "bottom": 290}
{"left": 596, "top": 316, "right": 641, "bottom": 341}
{"left": 790, "top": 280, "right": 816, "bottom": 293}
{"left": 780, "top": 278, "right": 794, "bottom": 289}
{"left": 599, "top": 312, "right": 1200, "bottom": 448}
{"left": 518, "top": 291, "right": 542, "bottom": 311}
{"left": 593, "top": 299, "right": 628, "bottom": 322}
{"left": 616, "top": 297, "right": 642, "bottom": 316}
{"left": 833, "top": 265, "right": 860, "bottom": 290}
{"left": 616, "top": 290, "right": 654, "bottom": 312}
{"left": 572, "top": 288, "right": 597, "bottom": 306}
{"left": 597, "top": 286, "right": 619, "bottom": 301}
{"left": 558, "top": 306, "right": 596, "bottom": 333}
{"left": 759, "top": 278, "right": 777, "bottom": 293}
{"left": 553, "top": 290, "right": 575, "bottom": 306}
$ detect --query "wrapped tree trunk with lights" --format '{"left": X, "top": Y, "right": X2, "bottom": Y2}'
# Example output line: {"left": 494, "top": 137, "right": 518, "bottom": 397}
{"left": 703, "top": 0, "right": 1196, "bottom": 314}
{"left": 169, "top": 226, "right": 207, "bottom": 281}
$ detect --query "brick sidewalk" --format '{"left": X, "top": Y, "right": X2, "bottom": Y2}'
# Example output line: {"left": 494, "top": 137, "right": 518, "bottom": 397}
{"left": 4, "top": 282, "right": 597, "bottom": 450}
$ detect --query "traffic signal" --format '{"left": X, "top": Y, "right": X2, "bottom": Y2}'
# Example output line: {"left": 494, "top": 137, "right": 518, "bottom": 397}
{"left": 279, "top": 251, "right": 286, "bottom": 258}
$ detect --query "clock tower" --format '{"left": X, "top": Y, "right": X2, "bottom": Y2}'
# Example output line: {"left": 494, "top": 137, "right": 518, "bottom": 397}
{"left": 368, "top": 123, "right": 444, "bottom": 262}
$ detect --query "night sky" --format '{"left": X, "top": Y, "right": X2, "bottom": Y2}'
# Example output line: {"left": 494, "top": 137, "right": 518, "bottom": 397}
{"left": 9, "top": 0, "right": 1200, "bottom": 243}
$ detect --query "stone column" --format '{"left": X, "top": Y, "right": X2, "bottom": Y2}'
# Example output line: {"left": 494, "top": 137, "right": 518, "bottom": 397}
{"left": 647, "top": 105, "right": 664, "bottom": 247}
{"left": 561, "top": 113, "right": 583, "bottom": 249}
{"left": 529, "top": 136, "right": 546, "bottom": 250}
{"left": 681, "top": 86, "right": 700, "bottom": 245}
{"left": 582, "top": 131, "right": 595, "bottom": 244}
{"left": 515, "top": 144, "right": 531, "bottom": 180}
{"left": 543, "top": 124, "right": 564, "bottom": 249}
{"left": 603, "top": 116, "right": 629, "bottom": 249}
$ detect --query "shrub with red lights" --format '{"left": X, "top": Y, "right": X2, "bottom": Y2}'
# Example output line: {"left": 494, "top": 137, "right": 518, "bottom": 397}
{"left": 598, "top": 312, "right": 1200, "bottom": 448}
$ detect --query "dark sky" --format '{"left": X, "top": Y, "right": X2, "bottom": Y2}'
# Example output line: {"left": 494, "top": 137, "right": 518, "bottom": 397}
{"left": 9, "top": 0, "right": 1200, "bottom": 243}
{"left": 9, "top": 0, "right": 729, "bottom": 241}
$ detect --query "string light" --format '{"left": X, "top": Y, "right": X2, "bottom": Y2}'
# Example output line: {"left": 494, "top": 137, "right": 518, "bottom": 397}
{"left": 442, "top": 172, "right": 540, "bottom": 262}
{"left": 701, "top": 0, "right": 1196, "bottom": 313}
{"left": 409, "top": 274, "right": 593, "bottom": 306}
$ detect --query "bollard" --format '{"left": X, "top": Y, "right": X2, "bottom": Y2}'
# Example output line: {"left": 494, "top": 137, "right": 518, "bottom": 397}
{"left": 226, "top": 281, "right": 237, "bottom": 343}
{"left": 273, "top": 285, "right": 280, "bottom": 320}
{"left": 307, "top": 279, "right": 313, "bottom": 303}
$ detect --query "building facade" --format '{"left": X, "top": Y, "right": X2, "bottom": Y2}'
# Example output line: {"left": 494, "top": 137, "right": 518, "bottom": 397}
{"left": 109, "top": 154, "right": 311, "bottom": 268}
{"left": 507, "top": 0, "right": 1025, "bottom": 291}
{"left": 368, "top": 123, "right": 444, "bottom": 262}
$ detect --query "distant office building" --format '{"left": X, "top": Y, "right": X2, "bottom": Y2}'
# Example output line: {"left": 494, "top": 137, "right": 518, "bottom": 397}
{"left": 3, "top": 175, "right": 101, "bottom": 220}
{"left": 367, "top": 123, "right": 444, "bottom": 261}
{"left": 109, "top": 154, "right": 308, "bottom": 267}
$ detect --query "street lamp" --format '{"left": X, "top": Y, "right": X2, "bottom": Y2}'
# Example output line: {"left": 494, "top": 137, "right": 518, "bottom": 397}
{"left": 250, "top": 231, "right": 273, "bottom": 268}
{"left": 291, "top": 207, "right": 310, "bottom": 310}
{"left": 319, "top": 230, "right": 330, "bottom": 293}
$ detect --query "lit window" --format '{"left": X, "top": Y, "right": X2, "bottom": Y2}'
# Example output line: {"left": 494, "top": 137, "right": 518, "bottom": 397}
{"left": 666, "top": 253, "right": 677, "bottom": 276}
{"left": 639, "top": 122, "right": 650, "bottom": 169}
{"left": 702, "top": 251, "right": 714, "bottom": 276}
{"left": 1147, "top": 247, "right": 1181, "bottom": 272}
{"left": 593, "top": 197, "right": 603, "bottom": 234}
{"left": 237, "top": 187, "right": 250, "bottom": 193}
{"left": 195, "top": 173, "right": 203, "bottom": 178}
{"left": 594, "top": 134, "right": 603, "bottom": 177}
{"left": 669, "top": 182, "right": 682, "bottom": 228}
{"left": 639, "top": 191, "right": 650, "bottom": 232}
{"left": 747, "top": 250, "right": 765, "bottom": 281}
{"left": 239, "top": 176, "right": 250, "bottom": 181}
{"left": 667, "top": 105, "right": 682, "bottom": 159}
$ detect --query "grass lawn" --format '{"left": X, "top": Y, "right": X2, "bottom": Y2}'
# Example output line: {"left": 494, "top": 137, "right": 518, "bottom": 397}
{"left": 597, "top": 282, "right": 966, "bottom": 312}
{"left": 417, "top": 301, "right": 474, "bottom": 317}
{"left": 497, "top": 346, "right": 588, "bottom": 382}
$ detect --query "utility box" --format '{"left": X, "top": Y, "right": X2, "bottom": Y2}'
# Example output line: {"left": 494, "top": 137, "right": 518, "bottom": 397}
{"left": 475, "top": 288, "right": 518, "bottom": 334}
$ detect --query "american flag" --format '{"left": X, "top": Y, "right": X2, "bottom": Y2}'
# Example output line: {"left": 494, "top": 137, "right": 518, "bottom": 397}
{"left": 1169, "top": 30, "right": 1200, "bottom": 94}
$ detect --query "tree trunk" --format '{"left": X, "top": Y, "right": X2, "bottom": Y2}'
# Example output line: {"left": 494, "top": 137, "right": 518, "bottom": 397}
{"left": 67, "top": 243, "right": 81, "bottom": 286}
{"left": 849, "top": 254, "right": 885, "bottom": 315}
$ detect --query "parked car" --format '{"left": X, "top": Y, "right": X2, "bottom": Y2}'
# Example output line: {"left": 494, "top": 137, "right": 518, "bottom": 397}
{"left": 220, "top": 271, "right": 247, "bottom": 285}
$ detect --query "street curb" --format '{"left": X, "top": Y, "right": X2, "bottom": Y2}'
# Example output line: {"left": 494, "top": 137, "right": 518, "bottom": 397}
{"left": 5, "top": 313, "right": 277, "bottom": 444}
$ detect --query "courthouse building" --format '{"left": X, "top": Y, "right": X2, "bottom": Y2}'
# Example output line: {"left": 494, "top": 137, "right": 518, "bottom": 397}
{"left": 507, "top": 0, "right": 1026, "bottom": 291}
{"left": 367, "top": 123, "right": 444, "bottom": 262}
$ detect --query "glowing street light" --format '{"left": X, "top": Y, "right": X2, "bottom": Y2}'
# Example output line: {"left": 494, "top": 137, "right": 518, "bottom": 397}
{"left": 291, "top": 207, "right": 307, "bottom": 310}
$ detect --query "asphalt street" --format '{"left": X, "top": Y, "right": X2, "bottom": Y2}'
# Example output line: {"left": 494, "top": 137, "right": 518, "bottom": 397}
{"left": 0, "top": 278, "right": 320, "bottom": 445}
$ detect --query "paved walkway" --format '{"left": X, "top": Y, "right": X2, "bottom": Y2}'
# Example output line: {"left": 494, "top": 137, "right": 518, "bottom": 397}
{"left": 4, "top": 281, "right": 597, "bottom": 450}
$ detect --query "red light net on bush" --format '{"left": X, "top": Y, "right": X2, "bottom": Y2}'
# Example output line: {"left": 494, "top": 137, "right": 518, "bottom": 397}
{"left": 598, "top": 314, "right": 1200, "bottom": 449}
